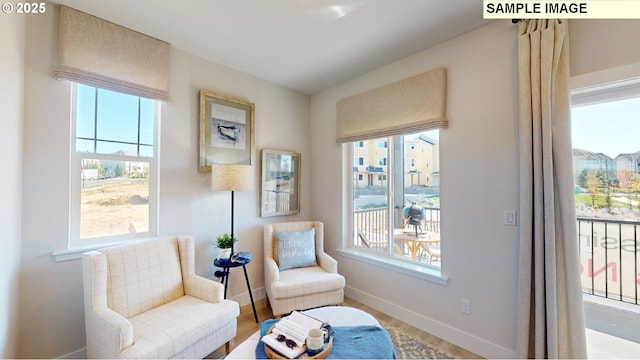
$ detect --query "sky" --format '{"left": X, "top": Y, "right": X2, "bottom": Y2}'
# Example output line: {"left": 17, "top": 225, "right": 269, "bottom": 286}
{"left": 571, "top": 96, "right": 640, "bottom": 158}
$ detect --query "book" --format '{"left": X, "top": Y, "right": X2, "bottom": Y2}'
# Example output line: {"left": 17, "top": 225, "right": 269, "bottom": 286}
{"left": 261, "top": 311, "right": 325, "bottom": 358}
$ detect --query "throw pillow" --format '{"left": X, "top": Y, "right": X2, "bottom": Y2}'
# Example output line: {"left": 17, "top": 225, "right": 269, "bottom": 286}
{"left": 276, "top": 228, "right": 317, "bottom": 271}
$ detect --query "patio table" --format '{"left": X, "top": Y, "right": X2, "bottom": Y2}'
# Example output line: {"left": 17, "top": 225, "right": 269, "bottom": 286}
{"left": 394, "top": 229, "right": 440, "bottom": 260}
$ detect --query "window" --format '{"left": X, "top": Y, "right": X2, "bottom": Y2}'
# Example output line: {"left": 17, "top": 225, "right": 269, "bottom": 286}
{"left": 571, "top": 78, "right": 640, "bottom": 305}
{"left": 70, "top": 83, "right": 159, "bottom": 247}
{"left": 355, "top": 141, "right": 365, "bottom": 148}
{"left": 350, "top": 129, "right": 441, "bottom": 268}
{"left": 377, "top": 140, "right": 388, "bottom": 149}
{"left": 354, "top": 157, "right": 365, "bottom": 167}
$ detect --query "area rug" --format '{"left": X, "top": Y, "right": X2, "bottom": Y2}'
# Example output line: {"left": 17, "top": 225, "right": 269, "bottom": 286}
{"left": 385, "top": 326, "right": 457, "bottom": 359}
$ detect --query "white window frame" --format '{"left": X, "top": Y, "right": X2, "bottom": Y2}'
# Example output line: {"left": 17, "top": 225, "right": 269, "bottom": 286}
{"left": 339, "top": 135, "right": 447, "bottom": 285}
{"left": 569, "top": 64, "right": 640, "bottom": 337}
{"left": 68, "top": 84, "right": 160, "bottom": 250}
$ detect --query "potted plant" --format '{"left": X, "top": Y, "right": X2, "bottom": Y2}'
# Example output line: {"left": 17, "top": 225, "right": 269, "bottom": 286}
{"left": 215, "top": 233, "right": 236, "bottom": 259}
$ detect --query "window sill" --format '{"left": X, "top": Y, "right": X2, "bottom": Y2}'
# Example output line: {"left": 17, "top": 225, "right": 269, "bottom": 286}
{"left": 337, "top": 249, "right": 448, "bottom": 286}
{"left": 52, "top": 238, "right": 148, "bottom": 262}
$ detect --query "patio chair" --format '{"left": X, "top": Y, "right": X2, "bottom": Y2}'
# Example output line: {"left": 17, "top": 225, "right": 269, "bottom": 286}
{"left": 357, "top": 230, "right": 388, "bottom": 250}
{"left": 358, "top": 230, "right": 404, "bottom": 255}
{"left": 418, "top": 242, "right": 441, "bottom": 264}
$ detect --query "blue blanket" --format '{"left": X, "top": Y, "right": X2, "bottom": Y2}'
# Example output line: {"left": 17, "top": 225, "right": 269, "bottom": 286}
{"left": 255, "top": 319, "right": 396, "bottom": 359}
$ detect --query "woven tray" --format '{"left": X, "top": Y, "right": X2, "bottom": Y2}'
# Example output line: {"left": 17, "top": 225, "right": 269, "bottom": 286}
{"left": 264, "top": 325, "right": 333, "bottom": 359}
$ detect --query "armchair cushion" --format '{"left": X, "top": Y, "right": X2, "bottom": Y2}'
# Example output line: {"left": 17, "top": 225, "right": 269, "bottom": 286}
{"left": 271, "top": 266, "right": 345, "bottom": 299}
{"left": 276, "top": 228, "right": 317, "bottom": 270}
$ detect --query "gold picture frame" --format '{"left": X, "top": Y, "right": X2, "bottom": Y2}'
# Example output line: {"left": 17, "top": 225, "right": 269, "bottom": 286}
{"left": 199, "top": 89, "right": 255, "bottom": 172}
{"left": 261, "top": 149, "right": 301, "bottom": 217}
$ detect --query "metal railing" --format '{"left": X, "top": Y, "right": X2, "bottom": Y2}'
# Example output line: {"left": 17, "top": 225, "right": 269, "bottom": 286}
{"left": 577, "top": 216, "right": 640, "bottom": 305}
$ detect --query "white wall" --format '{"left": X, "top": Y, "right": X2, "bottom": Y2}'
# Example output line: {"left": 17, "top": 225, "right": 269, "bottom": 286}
{"left": 570, "top": 20, "right": 640, "bottom": 78}
{"left": 309, "top": 20, "right": 640, "bottom": 359}
{"left": 0, "top": 12, "right": 25, "bottom": 359}
{"left": 17, "top": 6, "right": 310, "bottom": 358}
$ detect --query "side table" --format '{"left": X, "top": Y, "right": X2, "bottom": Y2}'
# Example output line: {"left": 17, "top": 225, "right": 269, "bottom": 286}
{"left": 214, "top": 254, "right": 259, "bottom": 323}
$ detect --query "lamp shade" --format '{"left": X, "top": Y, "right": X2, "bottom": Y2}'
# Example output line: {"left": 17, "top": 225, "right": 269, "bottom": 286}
{"left": 211, "top": 164, "right": 254, "bottom": 191}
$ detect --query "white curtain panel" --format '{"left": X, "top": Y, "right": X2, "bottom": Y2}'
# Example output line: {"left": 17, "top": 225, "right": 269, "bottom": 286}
{"left": 516, "top": 19, "right": 587, "bottom": 359}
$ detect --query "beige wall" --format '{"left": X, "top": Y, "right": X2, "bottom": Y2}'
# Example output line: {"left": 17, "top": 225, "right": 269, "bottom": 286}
{"left": 570, "top": 20, "right": 640, "bottom": 78}
{"left": 309, "top": 20, "right": 640, "bottom": 358}
{"left": 0, "top": 12, "right": 25, "bottom": 359}
{"left": 17, "top": 6, "right": 310, "bottom": 358}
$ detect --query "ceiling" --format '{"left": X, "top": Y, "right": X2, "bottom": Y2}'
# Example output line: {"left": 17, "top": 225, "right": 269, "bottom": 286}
{"left": 52, "top": 0, "right": 489, "bottom": 95}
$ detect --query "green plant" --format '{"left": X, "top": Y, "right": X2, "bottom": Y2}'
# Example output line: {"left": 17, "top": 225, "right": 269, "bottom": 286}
{"left": 215, "top": 233, "right": 236, "bottom": 249}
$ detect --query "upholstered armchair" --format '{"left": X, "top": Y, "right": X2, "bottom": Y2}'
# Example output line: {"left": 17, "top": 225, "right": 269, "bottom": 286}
{"left": 82, "top": 236, "right": 239, "bottom": 358}
{"left": 264, "top": 221, "right": 345, "bottom": 316}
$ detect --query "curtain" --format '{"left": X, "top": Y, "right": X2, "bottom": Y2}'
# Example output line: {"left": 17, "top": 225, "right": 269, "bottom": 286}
{"left": 54, "top": 5, "right": 171, "bottom": 101}
{"left": 516, "top": 19, "right": 587, "bottom": 359}
{"left": 336, "top": 67, "right": 447, "bottom": 143}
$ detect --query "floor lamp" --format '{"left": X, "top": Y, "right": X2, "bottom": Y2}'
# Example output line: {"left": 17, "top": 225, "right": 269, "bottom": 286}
{"left": 211, "top": 164, "right": 254, "bottom": 257}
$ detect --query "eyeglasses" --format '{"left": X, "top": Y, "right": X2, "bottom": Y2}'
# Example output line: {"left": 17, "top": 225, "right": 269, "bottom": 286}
{"left": 276, "top": 334, "right": 297, "bottom": 349}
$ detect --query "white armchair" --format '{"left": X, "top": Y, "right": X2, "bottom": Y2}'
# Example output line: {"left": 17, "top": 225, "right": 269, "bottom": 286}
{"left": 264, "top": 221, "right": 345, "bottom": 316}
{"left": 82, "top": 235, "right": 239, "bottom": 359}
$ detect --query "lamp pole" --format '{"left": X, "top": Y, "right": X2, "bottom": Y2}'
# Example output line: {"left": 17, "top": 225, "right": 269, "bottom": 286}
{"left": 230, "top": 190, "right": 235, "bottom": 256}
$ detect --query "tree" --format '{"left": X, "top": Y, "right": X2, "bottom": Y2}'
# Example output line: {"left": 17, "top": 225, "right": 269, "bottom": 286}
{"left": 114, "top": 165, "right": 123, "bottom": 177}
{"left": 618, "top": 169, "right": 634, "bottom": 191}
{"left": 585, "top": 169, "right": 603, "bottom": 207}
{"left": 633, "top": 174, "right": 640, "bottom": 211}
{"left": 617, "top": 168, "right": 635, "bottom": 208}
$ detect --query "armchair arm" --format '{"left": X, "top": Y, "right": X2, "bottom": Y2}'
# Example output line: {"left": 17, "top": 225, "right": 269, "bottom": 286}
{"left": 264, "top": 257, "right": 280, "bottom": 288}
{"left": 317, "top": 251, "right": 338, "bottom": 273}
{"left": 86, "top": 306, "right": 134, "bottom": 358}
{"left": 184, "top": 275, "right": 224, "bottom": 303}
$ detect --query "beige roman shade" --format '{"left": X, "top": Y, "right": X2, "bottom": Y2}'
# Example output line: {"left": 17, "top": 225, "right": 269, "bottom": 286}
{"left": 336, "top": 67, "right": 447, "bottom": 143}
{"left": 54, "top": 5, "right": 171, "bottom": 101}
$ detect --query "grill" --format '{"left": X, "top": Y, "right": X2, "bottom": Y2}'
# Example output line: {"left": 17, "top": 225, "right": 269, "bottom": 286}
{"left": 403, "top": 202, "right": 425, "bottom": 236}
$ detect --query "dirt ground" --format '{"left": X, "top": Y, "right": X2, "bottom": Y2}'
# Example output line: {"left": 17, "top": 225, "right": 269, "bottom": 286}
{"left": 80, "top": 180, "right": 149, "bottom": 239}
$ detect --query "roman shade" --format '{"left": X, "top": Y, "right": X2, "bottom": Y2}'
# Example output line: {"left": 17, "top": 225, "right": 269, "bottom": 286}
{"left": 53, "top": 5, "right": 171, "bottom": 101}
{"left": 336, "top": 67, "right": 447, "bottom": 143}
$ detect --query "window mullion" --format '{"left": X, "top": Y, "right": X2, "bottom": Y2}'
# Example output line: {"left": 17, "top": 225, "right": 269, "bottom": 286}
{"left": 137, "top": 97, "right": 141, "bottom": 156}
{"left": 93, "top": 87, "right": 98, "bottom": 153}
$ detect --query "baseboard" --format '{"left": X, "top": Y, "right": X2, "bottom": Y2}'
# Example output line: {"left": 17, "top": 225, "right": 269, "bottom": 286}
{"left": 57, "top": 347, "right": 86, "bottom": 359}
{"left": 228, "top": 285, "right": 266, "bottom": 307}
{"left": 345, "top": 286, "right": 517, "bottom": 359}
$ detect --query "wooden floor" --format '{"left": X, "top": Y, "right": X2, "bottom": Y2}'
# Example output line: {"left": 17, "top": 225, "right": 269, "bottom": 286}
{"left": 208, "top": 297, "right": 481, "bottom": 359}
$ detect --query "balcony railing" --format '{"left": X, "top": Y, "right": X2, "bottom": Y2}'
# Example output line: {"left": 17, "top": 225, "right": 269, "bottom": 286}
{"left": 353, "top": 208, "right": 640, "bottom": 306}
{"left": 353, "top": 207, "right": 441, "bottom": 263}
{"left": 578, "top": 216, "right": 639, "bottom": 305}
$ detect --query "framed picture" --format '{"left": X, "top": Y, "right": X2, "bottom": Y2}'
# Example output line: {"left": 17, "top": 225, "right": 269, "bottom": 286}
{"left": 261, "top": 149, "right": 301, "bottom": 217}
{"left": 199, "top": 89, "right": 255, "bottom": 172}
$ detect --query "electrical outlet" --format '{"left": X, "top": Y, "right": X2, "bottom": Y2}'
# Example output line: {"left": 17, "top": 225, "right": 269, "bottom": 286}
{"left": 504, "top": 210, "right": 517, "bottom": 226}
{"left": 461, "top": 298, "right": 471, "bottom": 315}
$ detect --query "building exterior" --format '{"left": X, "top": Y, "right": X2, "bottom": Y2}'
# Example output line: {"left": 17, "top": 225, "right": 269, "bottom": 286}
{"left": 615, "top": 151, "right": 640, "bottom": 175}
{"left": 353, "top": 134, "right": 439, "bottom": 189}
{"left": 572, "top": 148, "right": 616, "bottom": 185}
